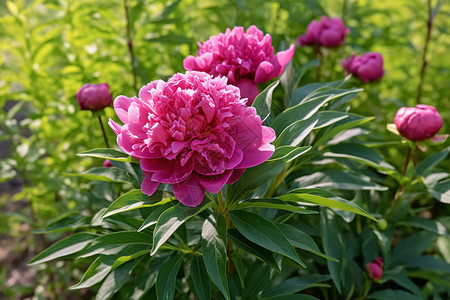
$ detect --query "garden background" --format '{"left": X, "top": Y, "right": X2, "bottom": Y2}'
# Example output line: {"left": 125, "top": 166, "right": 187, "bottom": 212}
{"left": 0, "top": 0, "right": 449, "bottom": 299}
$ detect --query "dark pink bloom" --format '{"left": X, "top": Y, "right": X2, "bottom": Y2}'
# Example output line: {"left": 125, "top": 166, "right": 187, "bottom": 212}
{"left": 366, "top": 257, "right": 383, "bottom": 280}
{"left": 298, "top": 16, "right": 350, "bottom": 48}
{"left": 183, "top": 25, "right": 295, "bottom": 104}
{"left": 103, "top": 159, "right": 113, "bottom": 168}
{"left": 342, "top": 52, "right": 384, "bottom": 83}
{"left": 109, "top": 71, "right": 275, "bottom": 207}
{"left": 394, "top": 105, "right": 443, "bottom": 141}
{"left": 76, "top": 83, "right": 112, "bottom": 111}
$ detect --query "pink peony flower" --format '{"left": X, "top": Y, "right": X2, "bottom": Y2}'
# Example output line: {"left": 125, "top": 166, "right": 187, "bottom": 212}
{"left": 76, "top": 83, "right": 112, "bottom": 111}
{"left": 342, "top": 52, "right": 384, "bottom": 83}
{"left": 109, "top": 71, "right": 276, "bottom": 207}
{"left": 394, "top": 104, "right": 443, "bottom": 141}
{"left": 298, "top": 16, "right": 350, "bottom": 48}
{"left": 366, "top": 257, "right": 383, "bottom": 280}
{"left": 183, "top": 25, "right": 295, "bottom": 105}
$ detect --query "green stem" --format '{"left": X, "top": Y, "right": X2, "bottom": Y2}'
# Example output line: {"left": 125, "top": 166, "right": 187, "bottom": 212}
{"left": 266, "top": 167, "right": 289, "bottom": 198}
{"left": 315, "top": 45, "right": 323, "bottom": 82}
{"left": 98, "top": 115, "right": 110, "bottom": 148}
{"left": 416, "top": 0, "right": 433, "bottom": 104}
{"left": 123, "top": 0, "right": 139, "bottom": 94}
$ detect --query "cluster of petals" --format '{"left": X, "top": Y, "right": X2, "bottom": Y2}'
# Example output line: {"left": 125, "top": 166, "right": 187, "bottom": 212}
{"left": 76, "top": 83, "right": 112, "bottom": 111}
{"left": 183, "top": 25, "right": 295, "bottom": 104}
{"left": 298, "top": 16, "right": 350, "bottom": 48}
{"left": 394, "top": 104, "right": 443, "bottom": 141}
{"left": 109, "top": 71, "right": 275, "bottom": 207}
{"left": 366, "top": 257, "right": 383, "bottom": 280}
{"left": 342, "top": 52, "right": 385, "bottom": 83}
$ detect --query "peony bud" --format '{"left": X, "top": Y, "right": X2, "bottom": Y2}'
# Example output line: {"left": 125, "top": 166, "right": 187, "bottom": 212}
{"left": 366, "top": 257, "right": 383, "bottom": 280}
{"left": 298, "top": 16, "right": 350, "bottom": 48}
{"left": 76, "top": 83, "right": 112, "bottom": 111}
{"left": 394, "top": 105, "right": 443, "bottom": 141}
{"left": 341, "top": 52, "right": 384, "bottom": 83}
{"left": 103, "top": 159, "right": 113, "bottom": 168}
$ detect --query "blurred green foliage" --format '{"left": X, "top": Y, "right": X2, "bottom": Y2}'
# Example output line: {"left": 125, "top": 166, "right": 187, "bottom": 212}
{"left": 0, "top": 0, "right": 448, "bottom": 299}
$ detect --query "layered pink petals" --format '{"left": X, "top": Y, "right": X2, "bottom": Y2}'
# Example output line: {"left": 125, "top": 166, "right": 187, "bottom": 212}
{"left": 298, "top": 16, "right": 350, "bottom": 48}
{"left": 109, "top": 71, "right": 275, "bottom": 206}
{"left": 184, "top": 25, "right": 295, "bottom": 104}
{"left": 342, "top": 52, "right": 384, "bottom": 83}
{"left": 394, "top": 105, "right": 443, "bottom": 141}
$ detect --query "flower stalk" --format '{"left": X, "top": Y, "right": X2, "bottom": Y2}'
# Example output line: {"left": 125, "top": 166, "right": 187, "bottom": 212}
{"left": 123, "top": 0, "right": 139, "bottom": 94}
{"left": 98, "top": 115, "right": 110, "bottom": 148}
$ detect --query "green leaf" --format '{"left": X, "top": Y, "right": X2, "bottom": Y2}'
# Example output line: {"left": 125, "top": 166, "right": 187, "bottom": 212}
{"left": 368, "top": 289, "right": 423, "bottom": 300}
{"left": 96, "top": 258, "right": 142, "bottom": 300}
{"left": 313, "top": 114, "right": 374, "bottom": 147}
{"left": 399, "top": 217, "right": 449, "bottom": 236}
{"left": 292, "top": 170, "right": 387, "bottom": 191}
{"left": 230, "top": 146, "right": 311, "bottom": 203}
{"left": 315, "top": 111, "right": 348, "bottom": 129}
{"left": 429, "top": 178, "right": 450, "bottom": 204}
{"left": 70, "top": 256, "right": 118, "bottom": 290}
{"left": 252, "top": 80, "right": 279, "bottom": 122}
{"left": 276, "top": 223, "right": 337, "bottom": 261}
{"left": 77, "top": 148, "right": 132, "bottom": 162}
{"left": 31, "top": 214, "right": 91, "bottom": 234}
{"left": 261, "top": 274, "right": 331, "bottom": 298}
{"left": 227, "top": 229, "right": 280, "bottom": 271}
{"left": 274, "top": 113, "right": 319, "bottom": 147}
{"left": 138, "top": 202, "right": 174, "bottom": 231}
{"left": 151, "top": 202, "right": 213, "bottom": 255}
{"left": 389, "top": 231, "right": 436, "bottom": 267}
{"left": 156, "top": 254, "right": 184, "bottom": 300}
{"left": 415, "top": 146, "right": 450, "bottom": 176}
{"left": 28, "top": 233, "right": 97, "bottom": 265}
{"left": 78, "top": 231, "right": 152, "bottom": 258}
{"left": 65, "top": 167, "right": 137, "bottom": 185}
{"left": 190, "top": 256, "right": 211, "bottom": 300}
{"left": 102, "top": 189, "right": 174, "bottom": 218}
{"left": 290, "top": 76, "right": 352, "bottom": 106}
{"left": 272, "top": 95, "right": 332, "bottom": 135}
{"left": 130, "top": 257, "right": 168, "bottom": 300}
{"left": 201, "top": 213, "right": 229, "bottom": 300}
{"left": 404, "top": 255, "right": 450, "bottom": 273}
{"left": 233, "top": 198, "right": 315, "bottom": 214}
{"left": 279, "top": 189, "right": 377, "bottom": 221}
{"left": 324, "top": 143, "right": 395, "bottom": 172}
{"left": 229, "top": 211, "right": 305, "bottom": 267}
{"left": 270, "top": 295, "right": 320, "bottom": 300}
{"left": 320, "top": 209, "right": 343, "bottom": 293}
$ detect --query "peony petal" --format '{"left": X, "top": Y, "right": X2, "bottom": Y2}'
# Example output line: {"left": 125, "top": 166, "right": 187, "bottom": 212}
{"left": 254, "top": 61, "right": 275, "bottom": 84}
{"left": 108, "top": 119, "right": 122, "bottom": 135}
{"left": 141, "top": 173, "right": 160, "bottom": 196}
{"left": 196, "top": 170, "right": 233, "bottom": 193}
{"left": 226, "top": 168, "right": 246, "bottom": 184}
{"left": 173, "top": 176, "right": 205, "bottom": 207}
{"left": 141, "top": 158, "right": 194, "bottom": 184}
{"left": 234, "top": 78, "right": 260, "bottom": 105}
{"left": 114, "top": 95, "right": 134, "bottom": 123}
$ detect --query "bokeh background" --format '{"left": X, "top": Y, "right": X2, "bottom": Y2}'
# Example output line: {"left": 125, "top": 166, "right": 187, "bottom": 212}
{"left": 0, "top": 0, "right": 448, "bottom": 298}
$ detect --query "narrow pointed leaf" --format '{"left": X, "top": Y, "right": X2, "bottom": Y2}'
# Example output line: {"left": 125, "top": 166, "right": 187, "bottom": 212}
{"left": 190, "top": 256, "right": 211, "bottom": 300}
{"left": 151, "top": 202, "right": 213, "bottom": 255}
{"left": 280, "top": 189, "right": 377, "bottom": 221}
{"left": 28, "top": 233, "right": 97, "bottom": 265}
{"left": 252, "top": 80, "right": 279, "bottom": 122}
{"left": 156, "top": 254, "right": 184, "bottom": 300}
{"left": 274, "top": 113, "right": 319, "bottom": 147}
{"left": 102, "top": 189, "right": 174, "bottom": 218}
{"left": 201, "top": 213, "right": 230, "bottom": 300}
{"left": 77, "top": 148, "right": 132, "bottom": 162}
{"left": 229, "top": 211, "right": 305, "bottom": 267}
{"left": 276, "top": 223, "right": 337, "bottom": 261}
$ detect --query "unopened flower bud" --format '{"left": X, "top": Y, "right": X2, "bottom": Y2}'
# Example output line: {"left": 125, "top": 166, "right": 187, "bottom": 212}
{"left": 341, "top": 52, "right": 384, "bottom": 83}
{"left": 366, "top": 257, "right": 383, "bottom": 280}
{"left": 394, "top": 105, "right": 443, "bottom": 141}
{"left": 76, "top": 83, "right": 112, "bottom": 111}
